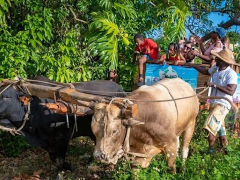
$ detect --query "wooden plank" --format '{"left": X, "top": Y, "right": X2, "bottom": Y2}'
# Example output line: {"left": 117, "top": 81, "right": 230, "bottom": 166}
{"left": 20, "top": 82, "right": 109, "bottom": 105}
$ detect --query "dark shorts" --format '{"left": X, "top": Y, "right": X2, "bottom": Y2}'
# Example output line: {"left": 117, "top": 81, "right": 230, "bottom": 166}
{"left": 143, "top": 55, "right": 152, "bottom": 61}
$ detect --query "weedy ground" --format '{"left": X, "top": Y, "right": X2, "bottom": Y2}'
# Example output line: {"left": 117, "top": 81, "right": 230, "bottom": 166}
{"left": 1, "top": 110, "right": 240, "bottom": 179}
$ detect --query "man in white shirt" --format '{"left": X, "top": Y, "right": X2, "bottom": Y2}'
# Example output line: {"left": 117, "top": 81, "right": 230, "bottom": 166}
{"left": 186, "top": 49, "right": 237, "bottom": 154}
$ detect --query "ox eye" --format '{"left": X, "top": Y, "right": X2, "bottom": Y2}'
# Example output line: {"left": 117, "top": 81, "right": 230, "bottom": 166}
{"left": 2, "top": 97, "right": 11, "bottom": 101}
{"left": 93, "top": 113, "right": 104, "bottom": 122}
{"left": 112, "top": 130, "right": 118, "bottom": 136}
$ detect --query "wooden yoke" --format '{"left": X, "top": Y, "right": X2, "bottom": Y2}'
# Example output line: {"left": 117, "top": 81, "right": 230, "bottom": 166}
{"left": 1, "top": 80, "right": 110, "bottom": 116}
{"left": 19, "top": 81, "right": 109, "bottom": 105}
{"left": 40, "top": 102, "right": 94, "bottom": 116}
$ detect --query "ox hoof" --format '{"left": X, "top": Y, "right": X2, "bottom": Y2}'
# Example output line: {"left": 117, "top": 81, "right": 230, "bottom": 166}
{"left": 167, "top": 167, "right": 176, "bottom": 174}
{"left": 58, "top": 162, "right": 73, "bottom": 172}
{"left": 105, "top": 164, "right": 116, "bottom": 172}
{"left": 88, "top": 164, "right": 101, "bottom": 173}
{"left": 87, "top": 155, "right": 94, "bottom": 164}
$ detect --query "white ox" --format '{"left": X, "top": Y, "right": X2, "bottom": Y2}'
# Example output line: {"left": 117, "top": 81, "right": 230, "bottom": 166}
{"left": 91, "top": 78, "right": 199, "bottom": 173}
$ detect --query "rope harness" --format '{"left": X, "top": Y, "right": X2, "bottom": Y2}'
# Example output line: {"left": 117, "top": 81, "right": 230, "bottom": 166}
{"left": 0, "top": 83, "right": 31, "bottom": 135}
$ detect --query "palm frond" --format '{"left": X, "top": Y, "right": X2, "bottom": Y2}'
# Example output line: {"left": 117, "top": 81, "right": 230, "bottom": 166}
{"left": 159, "top": 2, "right": 191, "bottom": 42}
{"left": 100, "top": 0, "right": 113, "bottom": 10}
{"left": 113, "top": 2, "right": 137, "bottom": 19}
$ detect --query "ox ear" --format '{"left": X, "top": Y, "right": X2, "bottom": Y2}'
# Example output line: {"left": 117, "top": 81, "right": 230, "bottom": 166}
{"left": 113, "top": 99, "right": 125, "bottom": 108}
{"left": 122, "top": 119, "right": 144, "bottom": 126}
{"left": 19, "top": 95, "right": 32, "bottom": 105}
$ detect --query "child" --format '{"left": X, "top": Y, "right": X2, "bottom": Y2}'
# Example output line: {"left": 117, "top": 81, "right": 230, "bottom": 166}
{"left": 160, "top": 43, "right": 186, "bottom": 65}
{"left": 133, "top": 34, "right": 160, "bottom": 83}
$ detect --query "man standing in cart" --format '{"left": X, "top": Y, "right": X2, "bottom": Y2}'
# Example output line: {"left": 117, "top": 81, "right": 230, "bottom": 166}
{"left": 185, "top": 48, "right": 237, "bottom": 154}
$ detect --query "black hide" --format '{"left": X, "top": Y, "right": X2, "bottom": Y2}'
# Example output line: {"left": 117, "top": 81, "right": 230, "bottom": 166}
{"left": 0, "top": 76, "right": 126, "bottom": 168}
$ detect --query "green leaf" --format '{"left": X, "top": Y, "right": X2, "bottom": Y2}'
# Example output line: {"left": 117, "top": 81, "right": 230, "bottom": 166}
{"left": 113, "top": 3, "right": 137, "bottom": 19}
{"left": 37, "top": 32, "right": 43, "bottom": 41}
{"left": 30, "top": 39, "right": 36, "bottom": 48}
{"left": 0, "top": 0, "right": 5, "bottom": 6}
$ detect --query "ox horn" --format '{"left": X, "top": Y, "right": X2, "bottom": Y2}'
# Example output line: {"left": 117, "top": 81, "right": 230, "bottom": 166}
{"left": 123, "top": 99, "right": 134, "bottom": 105}
{"left": 122, "top": 119, "right": 144, "bottom": 126}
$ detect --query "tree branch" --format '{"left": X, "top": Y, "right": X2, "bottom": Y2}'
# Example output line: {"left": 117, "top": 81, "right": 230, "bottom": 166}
{"left": 69, "top": 7, "right": 88, "bottom": 24}
{"left": 201, "top": 13, "right": 240, "bottom": 42}
{"left": 186, "top": 24, "right": 197, "bottom": 36}
{"left": 149, "top": 1, "right": 156, "bottom": 7}
{"left": 189, "top": 8, "right": 238, "bottom": 14}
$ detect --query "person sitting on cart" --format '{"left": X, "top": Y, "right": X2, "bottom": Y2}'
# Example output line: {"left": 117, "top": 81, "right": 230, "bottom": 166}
{"left": 159, "top": 43, "right": 186, "bottom": 65}
{"left": 191, "top": 27, "right": 228, "bottom": 67}
{"left": 133, "top": 34, "right": 161, "bottom": 83}
{"left": 181, "top": 41, "right": 196, "bottom": 63}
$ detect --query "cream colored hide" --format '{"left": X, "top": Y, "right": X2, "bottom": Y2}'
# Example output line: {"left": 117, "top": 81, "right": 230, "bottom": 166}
{"left": 91, "top": 78, "right": 199, "bottom": 173}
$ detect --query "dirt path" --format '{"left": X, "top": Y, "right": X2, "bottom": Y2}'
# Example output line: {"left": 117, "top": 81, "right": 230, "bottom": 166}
{"left": 0, "top": 137, "right": 111, "bottom": 180}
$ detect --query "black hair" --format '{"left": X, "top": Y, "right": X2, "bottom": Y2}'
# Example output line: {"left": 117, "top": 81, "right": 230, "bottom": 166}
{"left": 185, "top": 41, "right": 192, "bottom": 45}
{"left": 134, "top": 34, "right": 144, "bottom": 40}
{"left": 168, "top": 43, "right": 180, "bottom": 53}
{"left": 107, "top": 70, "right": 118, "bottom": 82}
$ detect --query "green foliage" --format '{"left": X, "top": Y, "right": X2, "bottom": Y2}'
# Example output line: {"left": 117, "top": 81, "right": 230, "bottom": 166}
{"left": 0, "top": 131, "right": 31, "bottom": 157}
{"left": 0, "top": 1, "right": 96, "bottom": 82}
{"left": 228, "top": 31, "right": 240, "bottom": 45}
{"left": 118, "top": 62, "right": 137, "bottom": 92}
{"left": 233, "top": 46, "right": 240, "bottom": 63}
{"left": 0, "top": 0, "right": 11, "bottom": 25}
{"left": 157, "top": 1, "right": 191, "bottom": 42}
{"left": 88, "top": 0, "right": 135, "bottom": 70}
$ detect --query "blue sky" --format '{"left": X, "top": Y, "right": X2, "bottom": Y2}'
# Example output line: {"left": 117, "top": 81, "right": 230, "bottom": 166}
{"left": 186, "top": 12, "right": 240, "bottom": 38}
{"left": 209, "top": 13, "right": 229, "bottom": 26}
{"left": 148, "top": 11, "right": 240, "bottom": 40}
{"left": 208, "top": 13, "right": 239, "bottom": 32}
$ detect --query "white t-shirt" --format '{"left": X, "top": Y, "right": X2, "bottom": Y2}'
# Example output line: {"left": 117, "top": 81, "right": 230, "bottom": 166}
{"left": 208, "top": 65, "right": 238, "bottom": 109}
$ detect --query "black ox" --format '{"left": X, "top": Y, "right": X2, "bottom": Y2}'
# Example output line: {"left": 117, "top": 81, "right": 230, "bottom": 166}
{"left": 0, "top": 75, "right": 126, "bottom": 170}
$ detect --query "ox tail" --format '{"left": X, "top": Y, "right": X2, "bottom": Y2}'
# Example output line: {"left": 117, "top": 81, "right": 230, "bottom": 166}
{"left": 198, "top": 95, "right": 238, "bottom": 113}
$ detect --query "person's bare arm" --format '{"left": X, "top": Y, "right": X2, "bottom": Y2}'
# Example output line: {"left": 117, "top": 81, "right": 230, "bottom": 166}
{"left": 160, "top": 53, "right": 166, "bottom": 61}
{"left": 185, "top": 63, "right": 210, "bottom": 75}
{"left": 214, "top": 41, "right": 222, "bottom": 48}
{"left": 198, "top": 38, "right": 206, "bottom": 54}
{"left": 207, "top": 83, "right": 237, "bottom": 96}
{"left": 192, "top": 50, "right": 212, "bottom": 62}
{"left": 155, "top": 46, "right": 161, "bottom": 59}
{"left": 180, "top": 53, "right": 186, "bottom": 62}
